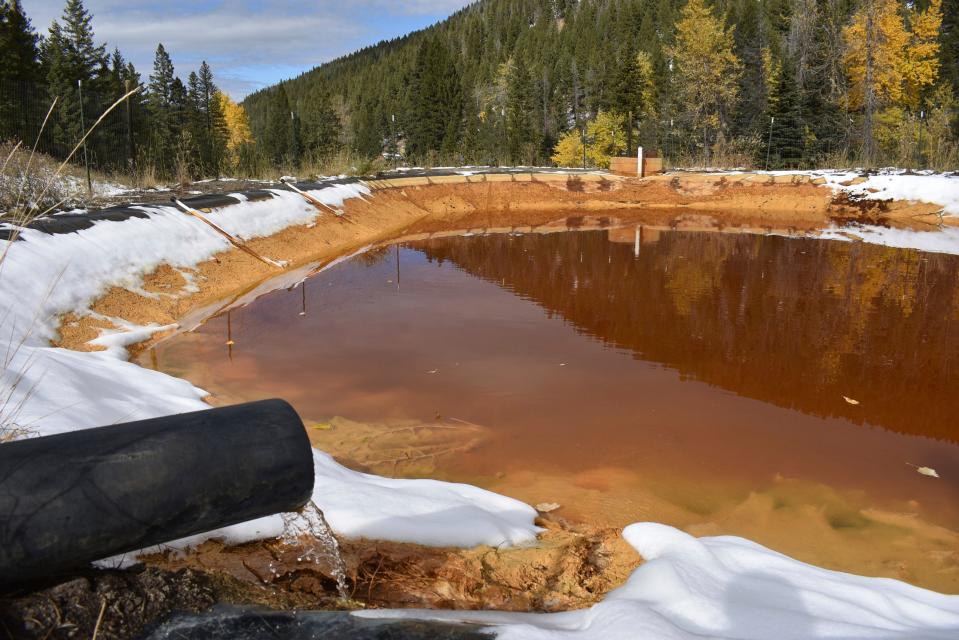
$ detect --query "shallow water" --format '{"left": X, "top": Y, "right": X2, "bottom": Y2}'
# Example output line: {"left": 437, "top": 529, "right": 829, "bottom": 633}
{"left": 145, "top": 228, "right": 959, "bottom": 592}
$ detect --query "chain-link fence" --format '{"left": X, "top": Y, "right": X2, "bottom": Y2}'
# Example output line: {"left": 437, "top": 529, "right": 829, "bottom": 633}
{"left": 0, "top": 79, "right": 139, "bottom": 178}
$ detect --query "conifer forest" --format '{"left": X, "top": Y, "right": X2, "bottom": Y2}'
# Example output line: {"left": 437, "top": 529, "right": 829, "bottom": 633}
{"left": 2, "top": 0, "right": 957, "bottom": 179}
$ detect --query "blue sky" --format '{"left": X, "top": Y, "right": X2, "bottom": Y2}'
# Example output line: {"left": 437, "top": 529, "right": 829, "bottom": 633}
{"left": 22, "top": 1, "right": 474, "bottom": 98}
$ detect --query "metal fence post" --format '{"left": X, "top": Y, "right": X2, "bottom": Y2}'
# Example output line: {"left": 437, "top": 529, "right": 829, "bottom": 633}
{"left": 77, "top": 79, "right": 93, "bottom": 195}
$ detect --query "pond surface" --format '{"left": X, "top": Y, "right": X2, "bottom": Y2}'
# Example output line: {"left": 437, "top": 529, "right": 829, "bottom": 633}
{"left": 145, "top": 227, "right": 959, "bottom": 592}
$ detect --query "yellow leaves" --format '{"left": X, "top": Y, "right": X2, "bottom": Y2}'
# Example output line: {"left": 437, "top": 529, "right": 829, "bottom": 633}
{"left": 217, "top": 91, "right": 254, "bottom": 167}
{"left": 843, "top": 0, "right": 942, "bottom": 112}
{"left": 843, "top": 0, "right": 909, "bottom": 109}
{"left": 902, "top": 0, "right": 942, "bottom": 110}
{"left": 666, "top": 0, "right": 740, "bottom": 131}
{"left": 551, "top": 112, "right": 626, "bottom": 169}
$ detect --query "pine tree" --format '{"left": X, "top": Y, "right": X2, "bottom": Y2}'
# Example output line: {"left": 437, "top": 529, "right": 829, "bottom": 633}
{"left": 147, "top": 43, "right": 177, "bottom": 168}
{"left": 406, "top": 35, "right": 463, "bottom": 160}
{"left": 730, "top": 0, "right": 771, "bottom": 140}
{"left": 300, "top": 84, "right": 340, "bottom": 159}
{"left": 506, "top": 57, "right": 541, "bottom": 164}
{"left": 0, "top": 0, "right": 41, "bottom": 141}
{"left": 262, "top": 84, "right": 292, "bottom": 165}
{"left": 943, "top": 0, "right": 959, "bottom": 135}
{"left": 197, "top": 61, "right": 227, "bottom": 175}
{"left": 761, "top": 65, "right": 804, "bottom": 168}
{"left": 0, "top": 0, "right": 39, "bottom": 81}
{"left": 610, "top": 44, "right": 656, "bottom": 155}
{"left": 43, "top": 0, "right": 108, "bottom": 151}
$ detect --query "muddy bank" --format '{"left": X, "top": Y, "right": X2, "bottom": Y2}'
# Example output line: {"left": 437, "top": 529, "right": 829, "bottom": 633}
{"left": 0, "top": 515, "right": 639, "bottom": 639}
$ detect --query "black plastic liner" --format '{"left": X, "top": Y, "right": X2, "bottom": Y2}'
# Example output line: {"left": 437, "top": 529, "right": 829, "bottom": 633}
{"left": 144, "top": 608, "right": 493, "bottom": 640}
{"left": 0, "top": 169, "right": 596, "bottom": 241}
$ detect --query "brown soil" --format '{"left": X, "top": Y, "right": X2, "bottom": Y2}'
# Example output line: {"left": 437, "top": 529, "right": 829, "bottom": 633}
{"left": 141, "top": 515, "right": 640, "bottom": 613}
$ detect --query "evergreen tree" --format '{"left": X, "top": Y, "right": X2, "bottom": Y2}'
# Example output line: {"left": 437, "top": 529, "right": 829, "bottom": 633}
{"left": 0, "top": 0, "right": 41, "bottom": 141}
{"left": 610, "top": 44, "right": 656, "bottom": 154}
{"left": 730, "top": 0, "right": 771, "bottom": 140}
{"left": 0, "top": 0, "right": 39, "bottom": 82}
{"left": 505, "top": 57, "right": 541, "bottom": 163}
{"left": 943, "top": 0, "right": 959, "bottom": 134}
{"left": 261, "top": 84, "right": 292, "bottom": 165}
{"left": 196, "top": 61, "right": 227, "bottom": 175}
{"left": 147, "top": 43, "right": 177, "bottom": 168}
{"left": 406, "top": 35, "right": 463, "bottom": 160}
{"left": 43, "top": 0, "right": 108, "bottom": 151}
{"left": 761, "top": 65, "right": 804, "bottom": 168}
{"left": 300, "top": 84, "right": 340, "bottom": 159}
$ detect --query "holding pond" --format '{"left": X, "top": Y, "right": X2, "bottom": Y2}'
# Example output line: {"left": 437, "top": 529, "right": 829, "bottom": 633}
{"left": 146, "top": 227, "right": 959, "bottom": 594}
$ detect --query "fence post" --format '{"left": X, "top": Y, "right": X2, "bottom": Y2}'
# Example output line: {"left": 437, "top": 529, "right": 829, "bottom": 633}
{"left": 77, "top": 79, "right": 93, "bottom": 196}
{"left": 637, "top": 146, "right": 644, "bottom": 178}
{"left": 125, "top": 79, "right": 136, "bottom": 177}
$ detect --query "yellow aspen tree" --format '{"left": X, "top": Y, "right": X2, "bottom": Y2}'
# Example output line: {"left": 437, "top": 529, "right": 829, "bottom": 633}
{"left": 551, "top": 112, "right": 626, "bottom": 168}
{"left": 901, "top": 0, "right": 942, "bottom": 110}
{"left": 843, "top": 0, "right": 909, "bottom": 109}
{"left": 217, "top": 91, "right": 254, "bottom": 169}
{"left": 665, "top": 0, "right": 741, "bottom": 166}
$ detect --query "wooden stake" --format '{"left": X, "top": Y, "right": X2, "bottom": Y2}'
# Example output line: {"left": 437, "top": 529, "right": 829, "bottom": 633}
{"left": 280, "top": 179, "right": 356, "bottom": 224}
{"left": 171, "top": 198, "right": 285, "bottom": 268}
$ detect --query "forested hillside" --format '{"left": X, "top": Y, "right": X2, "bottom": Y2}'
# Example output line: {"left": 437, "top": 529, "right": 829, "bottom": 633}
{"left": 244, "top": 0, "right": 959, "bottom": 170}
{"left": 0, "top": 0, "right": 250, "bottom": 181}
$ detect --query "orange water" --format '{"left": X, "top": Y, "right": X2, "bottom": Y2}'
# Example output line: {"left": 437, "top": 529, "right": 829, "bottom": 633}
{"left": 145, "top": 229, "right": 959, "bottom": 591}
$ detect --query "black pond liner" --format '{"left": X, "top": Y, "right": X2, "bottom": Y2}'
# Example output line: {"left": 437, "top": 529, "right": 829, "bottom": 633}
{"left": 143, "top": 607, "right": 493, "bottom": 640}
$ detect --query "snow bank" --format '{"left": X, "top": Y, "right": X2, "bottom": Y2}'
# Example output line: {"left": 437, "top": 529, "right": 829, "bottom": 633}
{"left": 695, "top": 168, "right": 959, "bottom": 217}
{"left": 357, "top": 523, "right": 959, "bottom": 639}
{"left": 154, "top": 451, "right": 541, "bottom": 553}
{"left": 818, "top": 171, "right": 959, "bottom": 217}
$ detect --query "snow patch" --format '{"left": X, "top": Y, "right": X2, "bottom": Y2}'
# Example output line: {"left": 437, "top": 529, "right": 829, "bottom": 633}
{"left": 818, "top": 224, "right": 959, "bottom": 255}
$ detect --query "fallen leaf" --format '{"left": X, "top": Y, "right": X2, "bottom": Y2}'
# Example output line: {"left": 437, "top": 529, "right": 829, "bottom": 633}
{"left": 906, "top": 463, "right": 940, "bottom": 478}
{"left": 843, "top": 396, "right": 859, "bottom": 405}
{"left": 535, "top": 502, "right": 561, "bottom": 513}
{"left": 311, "top": 422, "right": 333, "bottom": 431}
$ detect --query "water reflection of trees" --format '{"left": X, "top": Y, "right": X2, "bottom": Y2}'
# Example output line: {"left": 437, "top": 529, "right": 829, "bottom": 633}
{"left": 417, "top": 230, "right": 959, "bottom": 442}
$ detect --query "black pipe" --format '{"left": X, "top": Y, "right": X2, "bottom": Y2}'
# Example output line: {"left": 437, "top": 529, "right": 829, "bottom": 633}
{"left": 0, "top": 399, "right": 314, "bottom": 587}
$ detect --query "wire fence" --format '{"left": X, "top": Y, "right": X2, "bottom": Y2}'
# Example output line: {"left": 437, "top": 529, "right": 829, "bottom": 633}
{"left": 0, "top": 79, "right": 140, "bottom": 178}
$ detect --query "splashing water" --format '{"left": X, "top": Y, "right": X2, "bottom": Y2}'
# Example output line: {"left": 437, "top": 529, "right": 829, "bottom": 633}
{"left": 282, "top": 501, "right": 350, "bottom": 600}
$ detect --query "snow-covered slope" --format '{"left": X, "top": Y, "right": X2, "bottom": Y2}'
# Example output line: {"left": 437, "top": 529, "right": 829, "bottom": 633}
{"left": 818, "top": 170, "right": 959, "bottom": 216}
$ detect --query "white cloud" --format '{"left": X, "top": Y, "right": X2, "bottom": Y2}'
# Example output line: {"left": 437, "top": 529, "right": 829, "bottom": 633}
{"left": 20, "top": 1, "right": 472, "bottom": 97}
